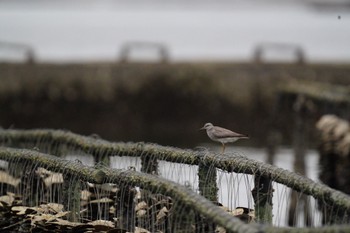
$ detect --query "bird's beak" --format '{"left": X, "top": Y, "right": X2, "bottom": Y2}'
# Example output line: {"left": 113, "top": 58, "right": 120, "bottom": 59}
{"left": 199, "top": 127, "right": 205, "bottom": 130}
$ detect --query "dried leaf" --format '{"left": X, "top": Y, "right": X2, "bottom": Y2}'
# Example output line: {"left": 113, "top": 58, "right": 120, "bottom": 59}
{"left": 156, "top": 207, "right": 168, "bottom": 221}
{"left": 6, "top": 191, "right": 16, "bottom": 197}
{"left": 28, "top": 211, "right": 70, "bottom": 224}
{"left": 40, "top": 203, "right": 64, "bottom": 213}
{"left": 135, "top": 227, "right": 151, "bottom": 233}
{"left": 12, "top": 206, "right": 29, "bottom": 215}
{"left": 29, "top": 214, "right": 53, "bottom": 223}
{"left": 0, "top": 195, "right": 15, "bottom": 205}
{"left": 231, "top": 207, "right": 255, "bottom": 223}
{"left": 231, "top": 208, "right": 244, "bottom": 216}
{"left": 86, "top": 220, "right": 115, "bottom": 232}
{"left": 90, "top": 197, "right": 113, "bottom": 204}
{"left": 88, "top": 219, "right": 115, "bottom": 227}
{"left": 36, "top": 167, "right": 54, "bottom": 176}
{"left": 81, "top": 190, "right": 92, "bottom": 201}
{"left": 136, "top": 209, "right": 147, "bottom": 218}
{"left": 52, "top": 218, "right": 83, "bottom": 227}
{"left": 80, "top": 208, "right": 88, "bottom": 214}
{"left": 54, "top": 211, "right": 70, "bottom": 219}
{"left": 0, "top": 171, "right": 21, "bottom": 187}
{"left": 135, "top": 201, "right": 147, "bottom": 211}
{"left": 248, "top": 210, "right": 255, "bottom": 218}
{"left": 135, "top": 187, "right": 142, "bottom": 200}
{"left": 110, "top": 205, "right": 116, "bottom": 214}
{"left": 44, "top": 173, "right": 63, "bottom": 186}
{"left": 215, "top": 226, "right": 226, "bottom": 233}
{"left": 99, "top": 183, "right": 119, "bottom": 192}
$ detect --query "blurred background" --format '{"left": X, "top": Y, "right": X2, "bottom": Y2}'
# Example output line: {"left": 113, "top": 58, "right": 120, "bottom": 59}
{"left": 0, "top": 0, "right": 349, "bottom": 149}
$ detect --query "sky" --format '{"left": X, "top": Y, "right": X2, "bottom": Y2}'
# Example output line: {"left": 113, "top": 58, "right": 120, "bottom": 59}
{"left": 0, "top": 0, "right": 349, "bottom": 63}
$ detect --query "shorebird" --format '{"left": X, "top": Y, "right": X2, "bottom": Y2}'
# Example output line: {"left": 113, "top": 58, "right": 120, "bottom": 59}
{"left": 200, "top": 123, "right": 249, "bottom": 152}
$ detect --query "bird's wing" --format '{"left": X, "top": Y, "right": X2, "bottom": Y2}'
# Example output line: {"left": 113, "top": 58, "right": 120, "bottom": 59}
{"left": 214, "top": 126, "right": 248, "bottom": 138}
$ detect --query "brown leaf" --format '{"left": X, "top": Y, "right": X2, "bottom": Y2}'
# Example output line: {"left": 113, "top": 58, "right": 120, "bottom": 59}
{"left": 156, "top": 207, "right": 168, "bottom": 221}
{"left": 12, "top": 206, "right": 29, "bottom": 215}
{"left": 88, "top": 220, "right": 115, "bottom": 228}
{"left": 43, "top": 173, "right": 63, "bottom": 187}
{"left": 135, "top": 227, "right": 151, "bottom": 233}
{"left": 135, "top": 201, "right": 148, "bottom": 211}
{"left": 39, "top": 203, "right": 64, "bottom": 213}
{"left": 51, "top": 218, "right": 83, "bottom": 227}
{"left": 136, "top": 209, "right": 147, "bottom": 218}
{"left": 0, "top": 195, "right": 15, "bottom": 205}
{"left": 81, "top": 190, "right": 92, "bottom": 201}
{"left": 90, "top": 197, "right": 113, "bottom": 204}
{"left": 0, "top": 171, "right": 20, "bottom": 187}
{"left": 231, "top": 208, "right": 244, "bottom": 216}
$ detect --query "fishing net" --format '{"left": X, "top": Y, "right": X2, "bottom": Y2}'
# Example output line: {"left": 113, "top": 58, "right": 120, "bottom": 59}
{"left": 0, "top": 129, "right": 349, "bottom": 233}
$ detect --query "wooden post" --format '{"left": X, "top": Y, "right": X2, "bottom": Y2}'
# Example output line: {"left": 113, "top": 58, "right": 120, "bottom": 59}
{"left": 198, "top": 160, "right": 218, "bottom": 202}
{"left": 197, "top": 160, "right": 218, "bottom": 232}
{"left": 94, "top": 153, "right": 110, "bottom": 167}
{"left": 112, "top": 144, "right": 141, "bottom": 232}
{"left": 252, "top": 175, "right": 273, "bottom": 224}
{"left": 62, "top": 174, "right": 81, "bottom": 222}
{"left": 115, "top": 184, "right": 136, "bottom": 232}
{"left": 141, "top": 153, "right": 159, "bottom": 175}
{"left": 91, "top": 143, "right": 111, "bottom": 167}
{"left": 266, "top": 131, "right": 281, "bottom": 165}
{"left": 288, "top": 94, "right": 313, "bottom": 226}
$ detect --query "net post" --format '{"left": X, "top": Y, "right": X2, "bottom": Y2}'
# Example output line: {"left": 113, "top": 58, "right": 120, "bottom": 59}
{"left": 197, "top": 159, "right": 218, "bottom": 231}
{"left": 252, "top": 174, "right": 273, "bottom": 224}
{"left": 62, "top": 174, "right": 81, "bottom": 222}
{"left": 141, "top": 153, "right": 159, "bottom": 175}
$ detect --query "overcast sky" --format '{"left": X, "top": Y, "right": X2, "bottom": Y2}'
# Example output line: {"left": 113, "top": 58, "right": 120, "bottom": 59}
{"left": 0, "top": 0, "right": 349, "bottom": 63}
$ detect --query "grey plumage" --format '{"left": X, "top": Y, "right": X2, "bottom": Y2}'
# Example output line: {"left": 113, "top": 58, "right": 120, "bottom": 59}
{"left": 200, "top": 123, "right": 248, "bottom": 152}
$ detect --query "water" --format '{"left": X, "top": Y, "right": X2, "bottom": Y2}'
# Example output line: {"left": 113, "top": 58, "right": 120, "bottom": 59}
{"left": 89, "top": 145, "right": 321, "bottom": 227}
{"left": 0, "top": 0, "right": 350, "bottom": 63}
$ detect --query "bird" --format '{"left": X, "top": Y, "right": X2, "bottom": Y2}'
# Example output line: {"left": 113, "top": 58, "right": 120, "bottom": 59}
{"left": 200, "top": 123, "right": 249, "bottom": 152}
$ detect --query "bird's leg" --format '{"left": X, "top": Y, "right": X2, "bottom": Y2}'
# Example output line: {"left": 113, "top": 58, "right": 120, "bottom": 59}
{"left": 221, "top": 143, "right": 225, "bottom": 153}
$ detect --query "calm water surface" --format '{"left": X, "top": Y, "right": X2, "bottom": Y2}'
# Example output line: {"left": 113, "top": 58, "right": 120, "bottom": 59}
{"left": 66, "top": 145, "right": 321, "bottom": 227}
